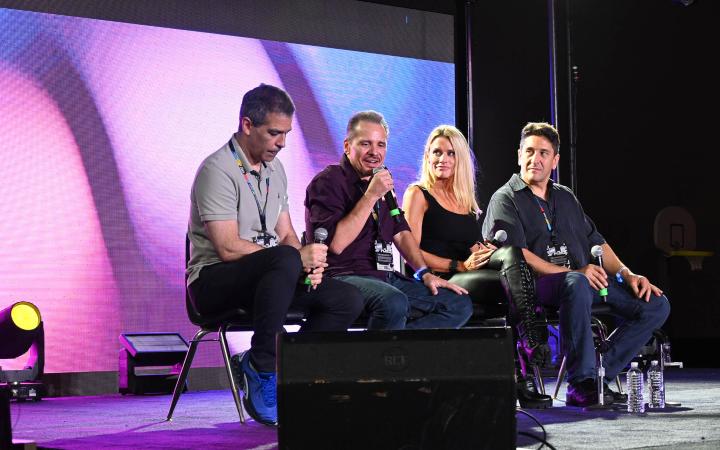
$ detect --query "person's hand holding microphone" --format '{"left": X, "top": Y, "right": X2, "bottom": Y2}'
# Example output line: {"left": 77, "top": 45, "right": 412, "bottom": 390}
{"left": 302, "top": 228, "right": 328, "bottom": 291}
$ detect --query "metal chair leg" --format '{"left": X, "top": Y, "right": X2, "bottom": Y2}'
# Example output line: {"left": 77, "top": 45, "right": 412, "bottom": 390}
{"left": 167, "top": 328, "right": 211, "bottom": 420}
{"left": 533, "top": 365, "right": 545, "bottom": 395}
{"left": 591, "top": 318, "right": 624, "bottom": 392}
{"left": 219, "top": 325, "right": 245, "bottom": 423}
{"left": 592, "top": 317, "right": 608, "bottom": 341}
{"left": 549, "top": 316, "right": 617, "bottom": 401}
{"left": 553, "top": 355, "right": 567, "bottom": 400}
{"left": 590, "top": 317, "right": 626, "bottom": 394}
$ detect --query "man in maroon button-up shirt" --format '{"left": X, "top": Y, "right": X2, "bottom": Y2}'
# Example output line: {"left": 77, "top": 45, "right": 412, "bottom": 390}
{"left": 305, "top": 110, "right": 473, "bottom": 330}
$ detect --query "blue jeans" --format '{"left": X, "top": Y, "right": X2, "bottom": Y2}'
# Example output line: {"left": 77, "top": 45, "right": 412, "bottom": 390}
{"left": 336, "top": 273, "right": 473, "bottom": 330}
{"left": 536, "top": 272, "right": 670, "bottom": 385}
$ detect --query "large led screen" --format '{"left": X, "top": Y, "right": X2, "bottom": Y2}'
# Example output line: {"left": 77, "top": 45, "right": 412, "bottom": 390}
{"left": 0, "top": 7, "right": 455, "bottom": 372}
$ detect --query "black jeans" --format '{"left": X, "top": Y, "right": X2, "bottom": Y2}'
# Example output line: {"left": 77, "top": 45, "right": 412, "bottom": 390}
{"left": 189, "top": 245, "right": 364, "bottom": 372}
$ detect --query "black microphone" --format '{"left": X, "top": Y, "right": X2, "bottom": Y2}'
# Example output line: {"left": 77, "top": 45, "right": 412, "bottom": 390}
{"left": 591, "top": 245, "right": 608, "bottom": 302}
{"left": 372, "top": 166, "right": 402, "bottom": 222}
{"left": 488, "top": 229, "right": 507, "bottom": 247}
{"left": 306, "top": 228, "right": 328, "bottom": 292}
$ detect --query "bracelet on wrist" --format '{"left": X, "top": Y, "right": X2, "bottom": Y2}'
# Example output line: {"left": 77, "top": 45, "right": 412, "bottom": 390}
{"left": 615, "top": 266, "right": 629, "bottom": 283}
{"left": 448, "top": 259, "right": 458, "bottom": 272}
{"left": 413, "top": 266, "right": 431, "bottom": 281}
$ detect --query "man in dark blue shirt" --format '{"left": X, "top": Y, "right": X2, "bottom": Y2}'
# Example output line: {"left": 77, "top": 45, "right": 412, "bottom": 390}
{"left": 305, "top": 110, "right": 472, "bottom": 330}
{"left": 483, "top": 122, "right": 670, "bottom": 407}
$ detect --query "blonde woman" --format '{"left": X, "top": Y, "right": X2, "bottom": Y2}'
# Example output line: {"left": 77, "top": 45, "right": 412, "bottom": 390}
{"left": 403, "top": 125, "right": 551, "bottom": 409}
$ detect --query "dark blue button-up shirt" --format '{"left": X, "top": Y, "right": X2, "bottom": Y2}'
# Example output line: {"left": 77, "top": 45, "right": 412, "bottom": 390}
{"left": 482, "top": 173, "right": 605, "bottom": 270}
{"left": 305, "top": 155, "right": 410, "bottom": 279}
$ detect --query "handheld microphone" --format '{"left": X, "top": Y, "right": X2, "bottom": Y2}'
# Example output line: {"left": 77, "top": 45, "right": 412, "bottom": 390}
{"left": 488, "top": 229, "right": 507, "bottom": 247}
{"left": 372, "top": 166, "right": 402, "bottom": 222}
{"left": 591, "top": 245, "right": 608, "bottom": 302}
{"left": 306, "top": 228, "right": 328, "bottom": 292}
{"left": 313, "top": 227, "right": 328, "bottom": 245}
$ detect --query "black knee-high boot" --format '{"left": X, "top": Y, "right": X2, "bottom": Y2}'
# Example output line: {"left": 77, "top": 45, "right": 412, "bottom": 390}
{"left": 488, "top": 247, "right": 552, "bottom": 408}
{"left": 449, "top": 246, "right": 553, "bottom": 408}
{"left": 489, "top": 247, "right": 550, "bottom": 368}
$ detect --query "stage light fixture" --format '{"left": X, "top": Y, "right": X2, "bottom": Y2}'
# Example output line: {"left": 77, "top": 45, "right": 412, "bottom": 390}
{"left": 0, "top": 301, "right": 40, "bottom": 357}
{"left": 0, "top": 301, "right": 45, "bottom": 401}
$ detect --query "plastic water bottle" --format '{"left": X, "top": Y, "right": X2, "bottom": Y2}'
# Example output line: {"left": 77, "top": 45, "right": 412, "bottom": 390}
{"left": 626, "top": 362, "right": 645, "bottom": 414}
{"left": 647, "top": 360, "right": 665, "bottom": 409}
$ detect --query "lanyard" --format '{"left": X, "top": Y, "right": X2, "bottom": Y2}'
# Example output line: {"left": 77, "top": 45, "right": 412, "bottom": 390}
{"left": 229, "top": 140, "right": 270, "bottom": 233}
{"left": 529, "top": 189, "right": 559, "bottom": 246}
{"left": 532, "top": 195, "right": 553, "bottom": 233}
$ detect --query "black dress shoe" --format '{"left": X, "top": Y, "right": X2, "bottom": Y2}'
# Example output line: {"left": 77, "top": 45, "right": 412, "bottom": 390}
{"left": 517, "top": 376, "right": 553, "bottom": 409}
{"left": 566, "top": 379, "right": 613, "bottom": 407}
{"left": 603, "top": 383, "right": 628, "bottom": 404}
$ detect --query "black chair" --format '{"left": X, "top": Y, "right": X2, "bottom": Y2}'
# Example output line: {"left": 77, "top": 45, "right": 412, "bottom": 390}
{"left": 542, "top": 303, "right": 623, "bottom": 400}
{"left": 448, "top": 265, "right": 622, "bottom": 400}
{"left": 166, "top": 236, "right": 305, "bottom": 423}
{"left": 449, "top": 269, "right": 508, "bottom": 328}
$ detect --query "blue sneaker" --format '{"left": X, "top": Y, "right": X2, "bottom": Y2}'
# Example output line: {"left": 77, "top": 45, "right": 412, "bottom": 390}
{"left": 234, "top": 351, "right": 277, "bottom": 426}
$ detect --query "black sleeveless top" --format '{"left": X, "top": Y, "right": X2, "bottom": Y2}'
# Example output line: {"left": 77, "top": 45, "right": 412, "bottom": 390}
{"left": 418, "top": 187, "right": 482, "bottom": 262}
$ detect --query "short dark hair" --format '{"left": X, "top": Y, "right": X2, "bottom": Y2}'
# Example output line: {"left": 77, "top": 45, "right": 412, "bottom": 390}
{"left": 520, "top": 122, "right": 560, "bottom": 154}
{"left": 239, "top": 84, "right": 295, "bottom": 126}
{"left": 345, "top": 110, "right": 389, "bottom": 141}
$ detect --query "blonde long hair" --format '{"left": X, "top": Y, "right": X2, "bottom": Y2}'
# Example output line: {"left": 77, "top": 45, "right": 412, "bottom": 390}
{"left": 416, "top": 125, "right": 479, "bottom": 214}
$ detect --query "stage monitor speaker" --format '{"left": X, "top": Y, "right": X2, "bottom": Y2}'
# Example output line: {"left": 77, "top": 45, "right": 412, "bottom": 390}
{"left": 118, "top": 333, "right": 188, "bottom": 395}
{"left": 277, "top": 327, "right": 516, "bottom": 450}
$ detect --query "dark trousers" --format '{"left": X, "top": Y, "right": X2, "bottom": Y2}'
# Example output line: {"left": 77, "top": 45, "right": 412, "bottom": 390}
{"left": 189, "top": 245, "right": 364, "bottom": 372}
{"left": 536, "top": 272, "right": 670, "bottom": 384}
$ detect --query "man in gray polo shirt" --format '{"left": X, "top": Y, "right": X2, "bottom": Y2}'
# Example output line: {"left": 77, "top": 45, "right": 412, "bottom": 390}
{"left": 187, "top": 84, "right": 363, "bottom": 426}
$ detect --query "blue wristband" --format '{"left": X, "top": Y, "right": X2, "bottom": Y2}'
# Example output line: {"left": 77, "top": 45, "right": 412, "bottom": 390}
{"left": 616, "top": 266, "right": 628, "bottom": 283}
{"left": 413, "top": 266, "right": 430, "bottom": 281}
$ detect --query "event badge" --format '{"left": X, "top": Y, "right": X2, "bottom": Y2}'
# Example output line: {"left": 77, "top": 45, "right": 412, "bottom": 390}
{"left": 374, "top": 240, "right": 395, "bottom": 272}
{"left": 252, "top": 233, "right": 278, "bottom": 249}
{"left": 546, "top": 243, "right": 571, "bottom": 268}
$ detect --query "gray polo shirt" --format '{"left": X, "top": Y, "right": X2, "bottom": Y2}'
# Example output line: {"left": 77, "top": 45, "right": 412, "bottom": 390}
{"left": 186, "top": 136, "right": 289, "bottom": 285}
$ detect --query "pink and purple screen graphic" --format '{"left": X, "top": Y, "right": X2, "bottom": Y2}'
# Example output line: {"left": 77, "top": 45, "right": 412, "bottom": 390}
{"left": 0, "top": 8, "right": 454, "bottom": 372}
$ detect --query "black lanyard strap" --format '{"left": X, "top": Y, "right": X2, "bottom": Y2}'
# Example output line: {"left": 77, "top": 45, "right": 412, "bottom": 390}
{"left": 229, "top": 140, "right": 270, "bottom": 233}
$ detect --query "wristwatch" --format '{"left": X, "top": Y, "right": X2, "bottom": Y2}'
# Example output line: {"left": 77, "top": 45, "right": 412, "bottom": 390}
{"left": 413, "top": 266, "right": 431, "bottom": 281}
{"left": 449, "top": 259, "right": 458, "bottom": 272}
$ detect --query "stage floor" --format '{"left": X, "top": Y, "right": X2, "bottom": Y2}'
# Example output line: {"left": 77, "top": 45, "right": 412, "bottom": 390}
{"left": 8, "top": 368, "right": 720, "bottom": 449}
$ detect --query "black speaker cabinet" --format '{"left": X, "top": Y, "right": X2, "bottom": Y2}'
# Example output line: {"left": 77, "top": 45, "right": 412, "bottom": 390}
{"left": 1, "top": 384, "right": 11, "bottom": 449}
{"left": 277, "top": 327, "right": 516, "bottom": 450}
